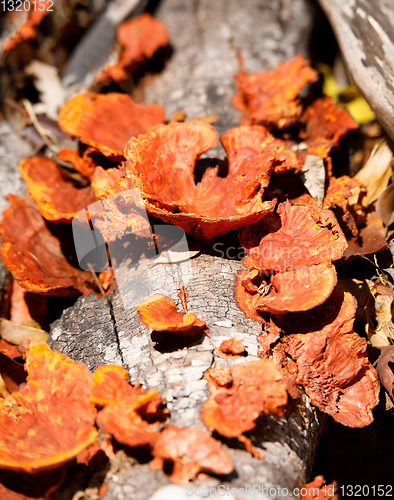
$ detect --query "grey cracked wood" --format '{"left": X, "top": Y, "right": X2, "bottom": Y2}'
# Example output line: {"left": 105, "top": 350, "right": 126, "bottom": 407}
{"left": 317, "top": 0, "right": 394, "bottom": 142}
{"left": 0, "top": 120, "right": 30, "bottom": 312}
{"left": 47, "top": 0, "right": 326, "bottom": 498}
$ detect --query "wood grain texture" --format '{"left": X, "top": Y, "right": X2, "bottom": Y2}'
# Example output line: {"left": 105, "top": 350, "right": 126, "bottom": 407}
{"left": 318, "top": 0, "right": 394, "bottom": 141}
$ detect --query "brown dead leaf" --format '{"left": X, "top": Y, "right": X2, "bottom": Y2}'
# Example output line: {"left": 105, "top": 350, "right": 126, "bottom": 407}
{"left": 374, "top": 345, "right": 394, "bottom": 399}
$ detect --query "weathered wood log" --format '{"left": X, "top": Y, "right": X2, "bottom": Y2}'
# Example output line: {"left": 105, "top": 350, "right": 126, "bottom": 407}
{"left": 47, "top": 1, "right": 328, "bottom": 498}
{"left": 50, "top": 256, "right": 325, "bottom": 500}
{"left": 317, "top": 0, "right": 394, "bottom": 142}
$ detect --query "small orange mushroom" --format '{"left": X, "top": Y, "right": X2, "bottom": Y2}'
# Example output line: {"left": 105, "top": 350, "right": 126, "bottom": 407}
{"left": 254, "top": 262, "right": 338, "bottom": 314}
{"left": 96, "top": 397, "right": 159, "bottom": 449}
{"left": 201, "top": 360, "right": 288, "bottom": 441}
{"left": 216, "top": 338, "right": 245, "bottom": 358}
{"left": 2, "top": 0, "right": 53, "bottom": 52}
{"left": 281, "top": 288, "right": 380, "bottom": 426}
{"left": 57, "top": 148, "right": 97, "bottom": 180}
{"left": 237, "top": 201, "right": 347, "bottom": 315}
{"left": 299, "top": 475, "right": 337, "bottom": 500}
{"left": 299, "top": 97, "right": 358, "bottom": 158}
{"left": 240, "top": 201, "right": 347, "bottom": 273}
{"left": 83, "top": 166, "right": 152, "bottom": 243}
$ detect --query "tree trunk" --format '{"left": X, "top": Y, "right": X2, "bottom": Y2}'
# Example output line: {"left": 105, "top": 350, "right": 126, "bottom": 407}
{"left": 48, "top": 0, "right": 328, "bottom": 498}
{"left": 317, "top": 0, "right": 394, "bottom": 142}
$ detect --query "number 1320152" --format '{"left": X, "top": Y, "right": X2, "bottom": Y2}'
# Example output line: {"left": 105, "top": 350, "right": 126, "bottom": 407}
{"left": 1, "top": 0, "right": 53, "bottom": 11}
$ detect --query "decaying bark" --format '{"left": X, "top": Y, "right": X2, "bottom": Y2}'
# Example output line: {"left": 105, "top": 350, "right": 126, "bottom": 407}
{"left": 318, "top": 0, "right": 394, "bottom": 142}
{"left": 46, "top": 1, "right": 328, "bottom": 498}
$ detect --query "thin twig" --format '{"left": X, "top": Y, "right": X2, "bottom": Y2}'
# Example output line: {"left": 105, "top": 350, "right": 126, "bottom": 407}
{"left": 22, "top": 99, "right": 59, "bottom": 155}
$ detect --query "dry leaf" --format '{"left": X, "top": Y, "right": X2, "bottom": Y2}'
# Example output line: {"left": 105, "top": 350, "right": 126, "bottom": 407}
{"left": 352, "top": 140, "right": 393, "bottom": 206}
{"left": 0, "top": 319, "right": 48, "bottom": 345}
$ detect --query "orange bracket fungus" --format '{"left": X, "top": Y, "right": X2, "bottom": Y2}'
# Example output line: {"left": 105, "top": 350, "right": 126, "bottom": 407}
{"left": 96, "top": 398, "right": 159, "bottom": 450}
{"left": 91, "top": 364, "right": 166, "bottom": 419}
{"left": 83, "top": 166, "right": 152, "bottom": 243}
{"left": 237, "top": 201, "right": 347, "bottom": 314}
{"left": 19, "top": 156, "right": 98, "bottom": 223}
{"left": 0, "top": 343, "right": 98, "bottom": 472}
{"left": 151, "top": 426, "right": 234, "bottom": 485}
{"left": 99, "top": 13, "right": 169, "bottom": 83}
{"left": 299, "top": 97, "right": 358, "bottom": 158}
{"left": 323, "top": 175, "right": 365, "bottom": 236}
{"left": 57, "top": 148, "right": 97, "bottom": 181}
{"left": 216, "top": 338, "right": 246, "bottom": 359}
{"left": 233, "top": 55, "right": 318, "bottom": 128}
{"left": 136, "top": 293, "right": 207, "bottom": 336}
{"left": 277, "top": 288, "right": 380, "bottom": 427}
{"left": 201, "top": 360, "right": 288, "bottom": 451}
{"left": 2, "top": 0, "right": 53, "bottom": 52}
{"left": 91, "top": 364, "right": 132, "bottom": 406}
{"left": 299, "top": 475, "right": 337, "bottom": 500}
{"left": 92, "top": 364, "right": 167, "bottom": 422}
{"left": 0, "top": 195, "right": 97, "bottom": 295}
{"left": 93, "top": 365, "right": 166, "bottom": 449}
{"left": 58, "top": 92, "right": 165, "bottom": 159}
{"left": 124, "top": 122, "right": 301, "bottom": 239}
